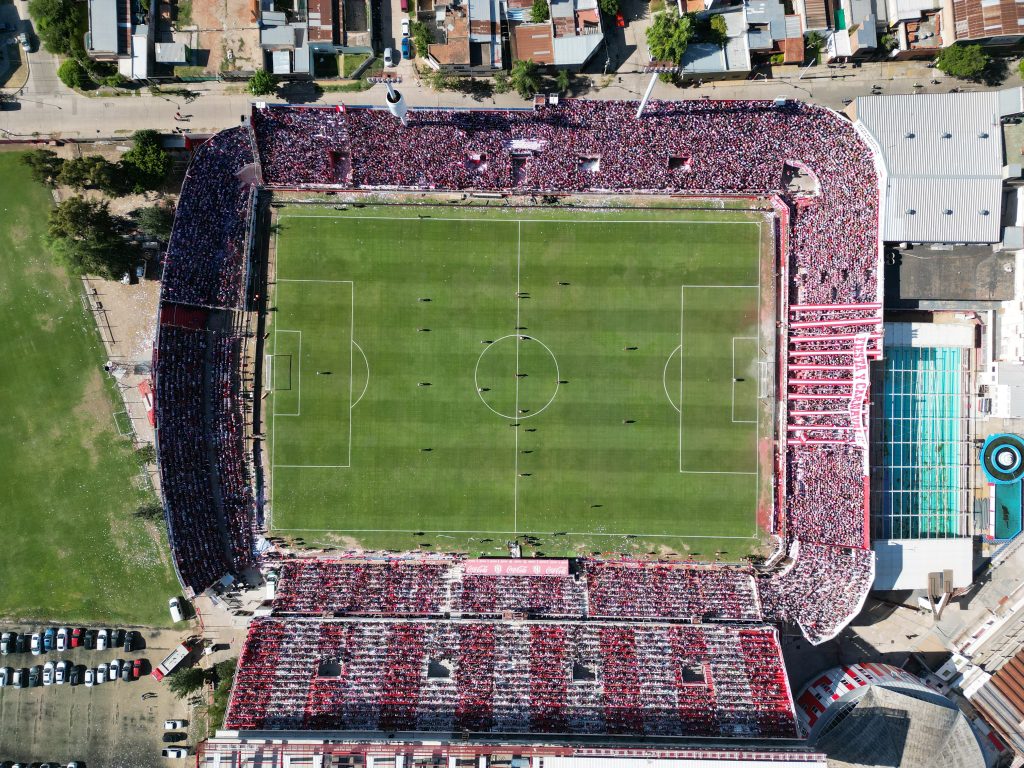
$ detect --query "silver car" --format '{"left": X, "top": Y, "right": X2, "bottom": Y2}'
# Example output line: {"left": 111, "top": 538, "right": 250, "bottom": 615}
{"left": 0, "top": 666, "right": 11, "bottom": 686}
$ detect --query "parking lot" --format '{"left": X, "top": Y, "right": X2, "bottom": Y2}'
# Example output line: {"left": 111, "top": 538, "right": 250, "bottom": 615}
{"left": 0, "top": 627, "right": 195, "bottom": 768}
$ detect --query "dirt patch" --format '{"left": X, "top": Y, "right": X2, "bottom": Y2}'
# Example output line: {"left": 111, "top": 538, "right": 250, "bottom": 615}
{"left": 9, "top": 223, "right": 28, "bottom": 245}
{"left": 76, "top": 368, "right": 115, "bottom": 465}
{"left": 189, "top": 0, "right": 261, "bottom": 74}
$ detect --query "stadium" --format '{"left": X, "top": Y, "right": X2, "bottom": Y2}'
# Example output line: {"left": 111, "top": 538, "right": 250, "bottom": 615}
{"left": 153, "top": 96, "right": 882, "bottom": 764}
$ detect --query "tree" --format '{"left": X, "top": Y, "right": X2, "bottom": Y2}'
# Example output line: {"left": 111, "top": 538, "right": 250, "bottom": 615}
{"left": 805, "top": 30, "right": 824, "bottom": 54}
{"left": 136, "top": 443, "right": 158, "bottom": 463}
{"left": 137, "top": 203, "right": 176, "bottom": 240}
{"left": 646, "top": 7, "right": 693, "bottom": 65}
{"left": 411, "top": 21, "right": 432, "bottom": 58}
{"left": 509, "top": 59, "right": 541, "bottom": 99}
{"left": 57, "top": 155, "right": 120, "bottom": 192}
{"left": 493, "top": 70, "right": 511, "bottom": 93}
{"left": 598, "top": 0, "right": 619, "bottom": 15}
{"left": 21, "top": 149, "right": 65, "bottom": 187}
{"left": 880, "top": 32, "right": 898, "bottom": 53}
{"left": 936, "top": 44, "right": 990, "bottom": 80}
{"left": 134, "top": 501, "right": 163, "bottom": 520}
{"left": 28, "top": 0, "right": 86, "bottom": 55}
{"left": 166, "top": 666, "right": 207, "bottom": 699}
{"left": 530, "top": 0, "right": 549, "bottom": 23}
{"left": 555, "top": 68, "right": 570, "bottom": 93}
{"left": 120, "top": 130, "right": 170, "bottom": 192}
{"left": 57, "top": 58, "right": 90, "bottom": 89}
{"left": 708, "top": 13, "right": 728, "bottom": 46}
{"left": 247, "top": 68, "right": 277, "bottom": 96}
{"left": 46, "top": 197, "right": 132, "bottom": 278}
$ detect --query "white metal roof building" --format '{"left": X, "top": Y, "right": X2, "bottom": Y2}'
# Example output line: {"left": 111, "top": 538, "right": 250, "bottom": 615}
{"left": 851, "top": 90, "right": 1024, "bottom": 244}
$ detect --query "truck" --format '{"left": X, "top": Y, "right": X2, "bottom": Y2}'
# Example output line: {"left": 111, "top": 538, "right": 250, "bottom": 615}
{"left": 152, "top": 642, "right": 191, "bottom": 682}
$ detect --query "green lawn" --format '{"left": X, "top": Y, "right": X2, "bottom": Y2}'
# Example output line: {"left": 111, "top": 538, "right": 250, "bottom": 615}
{"left": 0, "top": 153, "right": 179, "bottom": 626}
{"left": 268, "top": 205, "right": 768, "bottom": 558}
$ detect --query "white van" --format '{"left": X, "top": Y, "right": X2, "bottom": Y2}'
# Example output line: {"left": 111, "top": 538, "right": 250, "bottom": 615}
{"left": 169, "top": 597, "right": 184, "bottom": 622}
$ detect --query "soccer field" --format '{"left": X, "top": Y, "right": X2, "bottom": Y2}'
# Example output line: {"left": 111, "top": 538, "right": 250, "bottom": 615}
{"left": 267, "top": 204, "right": 773, "bottom": 558}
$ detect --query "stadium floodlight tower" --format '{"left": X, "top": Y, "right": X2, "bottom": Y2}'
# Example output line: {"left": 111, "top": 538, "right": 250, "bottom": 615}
{"left": 637, "top": 61, "right": 680, "bottom": 119}
{"left": 369, "top": 76, "right": 408, "bottom": 126}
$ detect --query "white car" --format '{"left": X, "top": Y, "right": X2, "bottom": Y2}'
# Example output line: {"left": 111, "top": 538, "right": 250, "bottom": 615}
{"left": 56, "top": 627, "right": 69, "bottom": 652}
{"left": 108, "top": 659, "right": 121, "bottom": 681}
{"left": 30, "top": 632, "right": 42, "bottom": 655}
{"left": 96, "top": 628, "right": 108, "bottom": 651}
{"left": 1, "top": 632, "right": 11, "bottom": 654}
{"left": 84, "top": 668, "right": 95, "bottom": 687}
{"left": 95, "top": 663, "right": 107, "bottom": 684}
{"left": 17, "top": 31, "right": 29, "bottom": 52}
{"left": 42, "top": 661, "right": 54, "bottom": 686}
{"left": 162, "top": 748, "right": 189, "bottom": 758}
{"left": 169, "top": 597, "right": 184, "bottom": 622}
{"left": 401, "top": 17, "right": 410, "bottom": 36}
{"left": 0, "top": 666, "right": 10, "bottom": 686}
{"left": 55, "top": 660, "right": 68, "bottom": 685}
{"left": 164, "top": 719, "right": 188, "bottom": 730}
{"left": 383, "top": 47, "right": 395, "bottom": 67}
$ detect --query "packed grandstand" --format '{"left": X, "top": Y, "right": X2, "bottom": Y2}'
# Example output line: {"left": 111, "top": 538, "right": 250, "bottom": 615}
{"left": 154, "top": 98, "right": 881, "bottom": 741}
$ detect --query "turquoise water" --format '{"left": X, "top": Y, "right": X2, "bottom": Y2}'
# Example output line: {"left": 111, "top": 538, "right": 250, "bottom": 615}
{"left": 878, "top": 347, "right": 963, "bottom": 539}
{"left": 995, "top": 483, "right": 1022, "bottom": 540}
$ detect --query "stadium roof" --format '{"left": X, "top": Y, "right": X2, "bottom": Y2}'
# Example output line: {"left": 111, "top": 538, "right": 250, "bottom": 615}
{"left": 852, "top": 90, "right": 1023, "bottom": 244}
{"left": 812, "top": 686, "right": 984, "bottom": 768}
{"left": 872, "top": 538, "right": 973, "bottom": 591}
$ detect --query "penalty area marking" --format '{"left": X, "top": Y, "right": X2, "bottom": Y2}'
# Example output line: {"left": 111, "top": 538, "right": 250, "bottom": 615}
{"left": 731, "top": 336, "right": 758, "bottom": 424}
{"left": 268, "top": 526, "right": 759, "bottom": 539}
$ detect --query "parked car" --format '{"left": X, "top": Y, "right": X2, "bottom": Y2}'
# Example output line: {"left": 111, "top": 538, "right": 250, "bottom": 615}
{"left": 42, "top": 627, "right": 56, "bottom": 652}
{"left": 1, "top": 632, "right": 11, "bottom": 655}
{"left": 28, "top": 665, "right": 41, "bottom": 687}
{"left": 29, "top": 633, "right": 42, "bottom": 656}
{"left": 0, "top": 667, "right": 10, "bottom": 686}
{"left": 121, "top": 660, "right": 133, "bottom": 681}
{"left": 42, "top": 661, "right": 54, "bottom": 686}
{"left": 71, "top": 628, "right": 83, "bottom": 649}
{"left": 168, "top": 597, "right": 184, "bottom": 623}
{"left": 132, "top": 658, "right": 144, "bottom": 678}
{"left": 401, "top": 36, "right": 412, "bottom": 60}
{"left": 83, "top": 630, "right": 96, "bottom": 650}
{"left": 164, "top": 720, "right": 188, "bottom": 730}
{"left": 56, "top": 627, "right": 68, "bottom": 652}
{"left": 108, "top": 659, "right": 121, "bottom": 681}
{"left": 400, "top": 0, "right": 408, "bottom": 10}
{"left": 162, "top": 748, "right": 189, "bottom": 758}
{"left": 162, "top": 733, "right": 187, "bottom": 743}
{"left": 17, "top": 31, "right": 30, "bottom": 52}
{"left": 110, "top": 629, "right": 124, "bottom": 648}
{"left": 12, "top": 668, "right": 26, "bottom": 688}
{"left": 401, "top": 17, "right": 410, "bottom": 36}
{"left": 69, "top": 665, "right": 82, "bottom": 686}
{"left": 123, "top": 630, "right": 137, "bottom": 652}
{"left": 96, "top": 662, "right": 107, "bottom": 684}
{"left": 84, "top": 668, "right": 95, "bottom": 687}
{"left": 383, "top": 47, "right": 395, "bottom": 67}
{"left": 96, "top": 629, "right": 108, "bottom": 651}
{"left": 614, "top": 10, "right": 625, "bottom": 26}
{"left": 55, "top": 660, "right": 68, "bottom": 685}
{"left": 15, "top": 634, "right": 28, "bottom": 654}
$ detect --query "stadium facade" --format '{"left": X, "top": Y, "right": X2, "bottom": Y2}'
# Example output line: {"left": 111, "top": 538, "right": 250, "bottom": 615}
{"left": 153, "top": 97, "right": 886, "bottom": 764}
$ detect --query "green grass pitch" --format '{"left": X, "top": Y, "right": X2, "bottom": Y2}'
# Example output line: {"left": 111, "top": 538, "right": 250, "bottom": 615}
{"left": 0, "top": 153, "right": 179, "bottom": 625}
{"left": 267, "top": 204, "right": 771, "bottom": 558}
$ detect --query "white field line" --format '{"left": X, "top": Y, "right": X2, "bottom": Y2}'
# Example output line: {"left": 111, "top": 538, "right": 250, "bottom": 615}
{"left": 272, "top": 330, "right": 302, "bottom": 416}
{"left": 513, "top": 220, "right": 522, "bottom": 534}
{"left": 270, "top": 527, "right": 759, "bottom": 539}
{"left": 283, "top": 214, "right": 763, "bottom": 227}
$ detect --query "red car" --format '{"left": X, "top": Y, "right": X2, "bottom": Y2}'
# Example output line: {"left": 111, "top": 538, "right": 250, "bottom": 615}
{"left": 70, "top": 628, "right": 83, "bottom": 649}
{"left": 615, "top": 10, "right": 625, "bottom": 26}
{"left": 133, "top": 659, "right": 143, "bottom": 678}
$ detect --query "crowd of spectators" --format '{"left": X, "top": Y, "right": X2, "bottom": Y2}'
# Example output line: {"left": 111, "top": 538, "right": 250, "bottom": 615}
{"left": 161, "top": 128, "right": 255, "bottom": 309}
{"left": 584, "top": 562, "right": 761, "bottom": 622}
{"left": 758, "top": 542, "right": 874, "bottom": 644}
{"left": 269, "top": 559, "right": 765, "bottom": 621}
{"left": 212, "top": 336, "right": 257, "bottom": 571}
{"left": 225, "top": 617, "right": 797, "bottom": 739}
{"left": 155, "top": 325, "right": 232, "bottom": 592}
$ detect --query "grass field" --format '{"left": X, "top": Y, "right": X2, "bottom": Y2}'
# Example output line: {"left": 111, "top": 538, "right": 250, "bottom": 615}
{"left": 0, "top": 153, "right": 179, "bottom": 625}
{"left": 267, "top": 204, "right": 771, "bottom": 558}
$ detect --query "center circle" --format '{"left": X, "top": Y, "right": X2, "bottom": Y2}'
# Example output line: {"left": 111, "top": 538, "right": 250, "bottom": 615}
{"left": 474, "top": 334, "right": 560, "bottom": 420}
{"left": 997, "top": 447, "right": 1019, "bottom": 469}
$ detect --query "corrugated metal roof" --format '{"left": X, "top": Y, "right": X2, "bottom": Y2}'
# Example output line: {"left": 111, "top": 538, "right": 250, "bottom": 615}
{"left": 544, "top": 758, "right": 827, "bottom": 768}
{"left": 873, "top": 537, "right": 974, "bottom": 591}
{"left": 856, "top": 92, "right": 1006, "bottom": 243}
{"left": 88, "top": 0, "right": 120, "bottom": 53}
